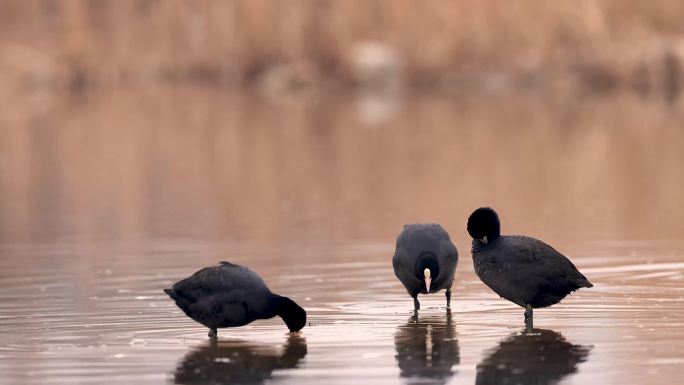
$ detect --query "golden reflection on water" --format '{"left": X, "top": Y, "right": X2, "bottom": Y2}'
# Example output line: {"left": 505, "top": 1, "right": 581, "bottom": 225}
{"left": 1, "top": 89, "right": 683, "bottom": 248}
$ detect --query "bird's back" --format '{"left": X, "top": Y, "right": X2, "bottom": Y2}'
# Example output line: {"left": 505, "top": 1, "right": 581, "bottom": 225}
{"left": 393, "top": 224, "right": 458, "bottom": 292}
{"left": 165, "top": 262, "right": 273, "bottom": 328}
{"left": 394, "top": 224, "right": 453, "bottom": 259}
{"left": 472, "top": 235, "right": 591, "bottom": 307}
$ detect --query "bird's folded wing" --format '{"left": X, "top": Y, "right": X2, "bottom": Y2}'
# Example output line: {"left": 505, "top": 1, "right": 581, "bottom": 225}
{"left": 504, "top": 236, "right": 587, "bottom": 283}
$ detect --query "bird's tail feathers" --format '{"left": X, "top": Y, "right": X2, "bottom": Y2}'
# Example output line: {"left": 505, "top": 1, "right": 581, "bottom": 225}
{"left": 163, "top": 288, "right": 177, "bottom": 299}
{"left": 577, "top": 277, "right": 593, "bottom": 288}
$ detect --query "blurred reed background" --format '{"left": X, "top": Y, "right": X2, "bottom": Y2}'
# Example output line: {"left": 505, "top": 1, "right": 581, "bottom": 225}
{"left": 1, "top": 0, "right": 683, "bottom": 96}
{"left": 1, "top": 0, "right": 684, "bottom": 246}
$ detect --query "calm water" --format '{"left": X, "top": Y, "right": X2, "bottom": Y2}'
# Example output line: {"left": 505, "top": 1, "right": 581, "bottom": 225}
{"left": 1, "top": 88, "right": 684, "bottom": 384}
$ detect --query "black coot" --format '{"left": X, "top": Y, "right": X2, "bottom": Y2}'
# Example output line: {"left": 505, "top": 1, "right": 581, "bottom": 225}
{"left": 467, "top": 207, "right": 592, "bottom": 325}
{"left": 393, "top": 224, "right": 458, "bottom": 310}
{"left": 164, "top": 261, "right": 306, "bottom": 337}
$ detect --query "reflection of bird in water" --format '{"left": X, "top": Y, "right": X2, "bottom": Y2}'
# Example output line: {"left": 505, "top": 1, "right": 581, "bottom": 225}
{"left": 174, "top": 335, "right": 307, "bottom": 385}
{"left": 394, "top": 309, "right": 460, "bottom": 385}
{"left": 476, "top": 328, "right": 592, "bottom": 385}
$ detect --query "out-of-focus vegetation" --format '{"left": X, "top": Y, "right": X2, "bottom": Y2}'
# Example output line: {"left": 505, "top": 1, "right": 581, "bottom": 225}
{"left": 0, "top": 0, "right": 683, "bottom": 96}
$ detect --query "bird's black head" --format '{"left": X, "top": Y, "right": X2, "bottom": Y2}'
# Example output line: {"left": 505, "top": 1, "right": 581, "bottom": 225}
{"left": 278, "top": 297, "right": 307, "bottom": 333}
{"left": 467, "top": 207, "right": 501, "bottom": 244}
{"left": 417, "top": 252, "right": 440, "bottom": 293}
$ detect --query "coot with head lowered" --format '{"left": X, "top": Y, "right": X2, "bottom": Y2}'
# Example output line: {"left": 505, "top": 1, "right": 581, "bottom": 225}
{"left": 467, "top": 207, "right": 592, "bottom": 326}
{"left": 164, "top": 261, "right": 306, "bottom": 338}
{"left": 393, "top": 223, "right": 458, "bottom": 310}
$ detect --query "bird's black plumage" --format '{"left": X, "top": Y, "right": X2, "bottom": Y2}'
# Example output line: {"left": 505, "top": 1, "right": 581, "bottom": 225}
{"left": 467, "top": 207, "right": 592, "bottom": 324}
{"left": 164, "top": 261, "right": 306, "bottom": 337}
{"left": 393, "top": 223, "right": 459, "bottom": 310}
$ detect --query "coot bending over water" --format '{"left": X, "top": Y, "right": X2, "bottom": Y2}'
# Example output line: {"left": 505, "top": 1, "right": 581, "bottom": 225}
{"left": 164, "top": 262, "right": 306, "bottom": 337}
{"left": 393, "top": 224, "right": 458, "bottom": 310}
{"left": 467, "top": 208, "right": 592, "bottom": 325}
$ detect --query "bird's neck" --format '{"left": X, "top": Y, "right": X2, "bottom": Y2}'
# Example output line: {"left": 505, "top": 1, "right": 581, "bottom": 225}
{"left": 262, "top": 294, "right": 287, "bottom": 319}
{"left": 471, "top": 235, "right": 499, "bottom": 253}
{"left": 471, "top": 239, "right": 485, "bottom": 253}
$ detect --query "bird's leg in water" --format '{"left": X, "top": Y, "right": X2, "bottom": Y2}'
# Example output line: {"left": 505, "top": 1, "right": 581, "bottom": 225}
{"left": 445, "top": 289, "right": 452, "bottom": 308}
{"left": 413, "top": 296, "right": 420, "bottom": 310}
{"left": 524, "top": 304, "right": 533, "bottom": 329}
{"left": 208, "top": 328, "right": 217, "bottom": 338}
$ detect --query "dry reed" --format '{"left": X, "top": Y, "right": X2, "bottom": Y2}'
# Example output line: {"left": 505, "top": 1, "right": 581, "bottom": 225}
{"left": 0, "top": 0, "right": 683, "bottom": 93}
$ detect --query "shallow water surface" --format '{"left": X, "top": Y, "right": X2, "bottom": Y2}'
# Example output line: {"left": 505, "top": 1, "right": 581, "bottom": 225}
{"left": 1, "top": 240, "right": 684, "bottom": 385}
{"left": 1, "top": 89, "right": 684, "bottom": 384}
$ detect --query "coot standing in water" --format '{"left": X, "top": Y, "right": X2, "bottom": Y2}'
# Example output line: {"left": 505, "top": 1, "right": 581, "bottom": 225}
{"left": 467, "top": 207, "right": 592, "bottom": 326}
{"left": 393, "top": 224, "right": 459, "bottom": 310}
{"left": 164, "top": 261, "right": 306, "bottom": 338}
